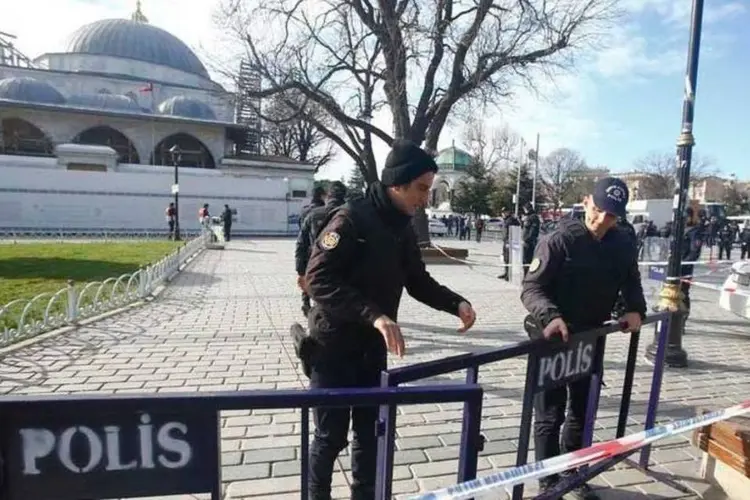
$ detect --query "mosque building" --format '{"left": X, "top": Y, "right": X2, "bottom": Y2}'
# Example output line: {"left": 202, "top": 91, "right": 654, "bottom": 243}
{"left": 0, "top": 1, "right": 314, "bottom": 235}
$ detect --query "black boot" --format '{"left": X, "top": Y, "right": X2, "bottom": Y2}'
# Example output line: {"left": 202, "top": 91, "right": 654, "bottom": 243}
{"left": 560, "top": 471, "right": 600, "bottom": 500}
{"left": 538, "top": 474, "right": 562, "bottom": 500}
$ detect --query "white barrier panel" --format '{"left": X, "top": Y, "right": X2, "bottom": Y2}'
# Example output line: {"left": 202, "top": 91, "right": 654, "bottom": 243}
{"left": 406, "top": 400, "right": 750, "bottom": 500}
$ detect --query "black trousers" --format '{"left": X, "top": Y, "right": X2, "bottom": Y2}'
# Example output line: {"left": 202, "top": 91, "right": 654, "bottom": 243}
{"left": 718, "top": 243, "right": 732, "bottom": 260}
{"left": 308, "top": 346, "right": 386, "bottom": 500}
{"left": 533, "top": 375, "right": 592, "bottom": 464}
{"left": 223, "top": 224, "right": 231, "bottom": 241}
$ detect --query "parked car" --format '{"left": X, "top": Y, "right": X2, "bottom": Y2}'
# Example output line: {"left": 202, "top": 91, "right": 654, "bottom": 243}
{"left": 720, "top": 261, "right": 750, "bottom": 319}
{"left": 428, "top": 219, "right": 448, "bottom": 236}
{"left": 485, "top": 218, "right": 504, "bottom": 232}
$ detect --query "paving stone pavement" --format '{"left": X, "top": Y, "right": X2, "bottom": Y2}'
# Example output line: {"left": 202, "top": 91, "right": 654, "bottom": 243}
{"left": 1, "top": 238, "right": 748, "bottom": 500}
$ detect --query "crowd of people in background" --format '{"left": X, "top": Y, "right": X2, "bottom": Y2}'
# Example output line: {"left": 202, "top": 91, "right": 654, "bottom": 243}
{"left": 429, "top": 204, "right": 750, "bottom": 262}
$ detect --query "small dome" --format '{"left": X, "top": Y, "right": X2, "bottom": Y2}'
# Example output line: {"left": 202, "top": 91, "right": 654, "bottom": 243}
{"left": 435, "top": 146, "right": 474, "bottom": 172}
{"left": 157, "top": 95, "right": 216, "bottom": 120}
{"left": 63, "top": 19, "right": 209, "bottom": 78}
{"left": 0, "top": 77, "right": 66, "bottom": 105}
{"left": 67, "top": 93, "right": 144, "bottom": 112}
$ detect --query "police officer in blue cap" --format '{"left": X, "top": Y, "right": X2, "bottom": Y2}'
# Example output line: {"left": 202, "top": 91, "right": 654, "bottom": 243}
{"left": 521, "top": 176, "right": 647, "bottom": 499}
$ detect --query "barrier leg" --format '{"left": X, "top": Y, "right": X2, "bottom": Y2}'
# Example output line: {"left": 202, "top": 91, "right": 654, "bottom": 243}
{"left": 375, "top": 372, "right": 398, "bottom": 500}
{"left": 301, "top": 406, "right": 310, "bottom": 500}
{"left": 512, "top": 355, "right": 539, "bottom": 500}
{"left": 639, "top": 313, "right": 672, "bottom": 468}
{"left": 457, "top": 366, "right": 483, "bottom": 483}
{"left": 582, "top": 336, "right": 606, "bottom": 449}
{"left": 617, "top": 331, "right": 641, "bottom": 438}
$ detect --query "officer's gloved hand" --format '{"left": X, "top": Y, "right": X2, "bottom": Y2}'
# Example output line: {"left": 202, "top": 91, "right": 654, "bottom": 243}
{"left": 543, "top": 317, "right": 569, "bottom": 342}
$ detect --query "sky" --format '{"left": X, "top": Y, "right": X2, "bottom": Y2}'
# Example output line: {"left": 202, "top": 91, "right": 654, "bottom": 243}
{"left": 3, "top": 0, "right": 749, "bottom": 183}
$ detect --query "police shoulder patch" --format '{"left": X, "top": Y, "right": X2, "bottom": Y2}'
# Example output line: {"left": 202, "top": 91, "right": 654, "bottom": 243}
{"left": 320, "top": 231, "right": 341, "bottom": 250}
{"left": 529, "top": 257, "right": 541, "bottom": 273}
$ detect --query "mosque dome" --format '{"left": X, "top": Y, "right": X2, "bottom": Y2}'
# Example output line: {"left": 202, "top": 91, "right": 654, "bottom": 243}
{"left": 0, "top": 77, "right": 66, "bottom": 105}
{"left": 157, "top": 95, "right": 216, "bottom": 120}
{"left": 67, "top": 93, "right": 145, "bottom": 112}
{"left": 63, "top": 18, "right": 209, "bottom": 78}
{"left": 435, "top": 145, "right": 474, "bottom": 172}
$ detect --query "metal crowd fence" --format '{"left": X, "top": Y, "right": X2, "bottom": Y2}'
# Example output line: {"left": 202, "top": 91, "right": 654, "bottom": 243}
{"left": 376, "top": 311, "right": 674, "bottom": 500}
{"left": 0, "top": 311, "right": 679, "bottom": 500}
{"left": 0, "top": 385, "right": 483, "bottom": 500}
{"left": 0, "top": 230, "right": 211, "bottom": 348}
{"left": 0, "top": 228, "right": 205, "bottom": 242}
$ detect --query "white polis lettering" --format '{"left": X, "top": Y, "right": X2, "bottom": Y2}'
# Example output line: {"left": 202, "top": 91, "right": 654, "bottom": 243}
{"left": 537, "top": 341, "right": 594, "bottom": 388}
{"left": 18, "top": 413, "right": 192, "bottom": 475}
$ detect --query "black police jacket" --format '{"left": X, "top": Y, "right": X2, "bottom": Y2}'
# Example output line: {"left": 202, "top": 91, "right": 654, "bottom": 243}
{"left": 521, "top": 218, "right": 647, "bottom": 329}
{"left": 294, "top": 200, "right": 344, "bottom": 276}
{"left": 305, "top": 182, "right": 467, "bottom": 349}
{"left": 522, "top": 213, "right": 540, "bottom": 243}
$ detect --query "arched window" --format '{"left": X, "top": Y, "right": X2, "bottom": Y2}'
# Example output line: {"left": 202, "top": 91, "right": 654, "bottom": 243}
{"left": 151, "top": 133, "right": 215, "bottom": 169}
{"left": 432, "top": 180, "right": 451, "bottom": 207}
{"left": 73, "top": 125, "right": 140, "bottom": 164}
{"left": 0, "top": 117, "right": 55, "bottom": 157}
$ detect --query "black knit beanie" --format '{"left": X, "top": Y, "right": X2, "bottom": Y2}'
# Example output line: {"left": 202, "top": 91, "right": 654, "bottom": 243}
{"left": 381, "top": 139, "right": 438, "bottom": 186}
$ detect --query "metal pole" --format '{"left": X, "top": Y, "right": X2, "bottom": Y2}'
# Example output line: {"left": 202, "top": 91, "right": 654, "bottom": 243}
{"left": 173, "top": 154, "right": 181, "bottom": 241}
{"left": 532, "top": 133, "right": 540, "bottom": 209}
{"left": 645, "top": 0, "right": 704, "bottom": 368}
{"left": 514, "top": 140, "right": 523, "bottom": 216}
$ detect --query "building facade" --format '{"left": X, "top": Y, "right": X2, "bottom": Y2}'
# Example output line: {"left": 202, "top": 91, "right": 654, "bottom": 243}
{"left": 429, "top": 144, "right": 471, "bottom": 213}
{"left": 0, "top": 2, "right": 314, "bottom": 235}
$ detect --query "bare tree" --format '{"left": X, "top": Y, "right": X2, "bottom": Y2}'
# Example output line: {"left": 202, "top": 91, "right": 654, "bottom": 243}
{"left": 634, "top": 151, "right": 718, "bottom": 199}
{"left": 217, "top": 0, "right": 618, "bottom": 243}
{"left": 461, "top": 119, "right": 521, "bottom": 173}
{"left": 261, "top": 91, "right": 335, "bottom": 171}
{"left": 541, "top": 148, "right": 588, "bottom": 207}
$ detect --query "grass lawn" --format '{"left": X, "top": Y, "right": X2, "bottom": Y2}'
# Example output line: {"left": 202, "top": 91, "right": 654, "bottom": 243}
{"left": 0, "top": 241, "right": 182, "bottom": 331}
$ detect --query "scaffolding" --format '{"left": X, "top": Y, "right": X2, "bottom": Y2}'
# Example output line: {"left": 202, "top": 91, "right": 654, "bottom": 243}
{"left": 0, "top": 31, "right": 35, "bottom": 68}
{"left": 234, "top": 59, "right": 262, "bottom": 155}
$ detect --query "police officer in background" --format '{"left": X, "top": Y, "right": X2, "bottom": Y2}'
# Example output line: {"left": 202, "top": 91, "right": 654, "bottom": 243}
{"left": 679, "top": 207, "right": 704, "bottom": 325}
{"left": 300, "top": 185, "right": 327, "bottom": 228}
{"left": 718, "top": 221, "right": 734, "bottom": 260}
{"left": 498, "top": 208, "right": 520, "bottom": 280}
{"left": 521, "top": 202, "right": 541, "bottom": 276}
{"left": 521, "top": 177, "right": 647, "bottom": 499}
{"left": 299, "top": 139, "right": 477, "bottom": 500}
{"left": 294, "top": 181, "right": 347, "bottom": 317}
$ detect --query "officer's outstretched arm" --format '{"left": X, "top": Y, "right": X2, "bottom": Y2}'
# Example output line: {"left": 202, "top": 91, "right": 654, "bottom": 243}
{"left": 520, "top": 235, "right": 564, "bottom": 326}
{"left": 403, "top": 230, "right": 467, "bottom": 315}
{"left": 294, "top": 217, "right": 312, "bottom": 276}
{"left": 305, "top": 213, "right": 383, "bottom": 324}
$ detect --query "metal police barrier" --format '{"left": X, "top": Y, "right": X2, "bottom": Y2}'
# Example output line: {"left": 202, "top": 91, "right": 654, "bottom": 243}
{"left": 376, "top": 311, "right": 673, "bottom": 500}
{"left": 0, "top": 385, "right": 482, "bottom": 500}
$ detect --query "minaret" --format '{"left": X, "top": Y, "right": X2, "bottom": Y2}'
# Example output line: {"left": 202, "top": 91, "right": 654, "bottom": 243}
{"left": 131, "top": 0, "right": 149, "bottom": 23}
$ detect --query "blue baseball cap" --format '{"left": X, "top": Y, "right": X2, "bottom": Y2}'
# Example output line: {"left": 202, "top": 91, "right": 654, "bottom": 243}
{"left": 593, "top": 177, "right": 629, "bottom": 218}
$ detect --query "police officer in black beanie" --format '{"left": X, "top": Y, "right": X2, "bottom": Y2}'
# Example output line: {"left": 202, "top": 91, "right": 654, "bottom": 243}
{"left": 297, "top": 139, "right": 477, "bottom": 500}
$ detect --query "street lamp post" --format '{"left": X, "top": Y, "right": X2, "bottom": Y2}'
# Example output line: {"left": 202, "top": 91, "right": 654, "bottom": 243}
{"left": 169, "top": 144, "right": 182, "bottom": 241}
{"left": 646, "top": 0, "right": 705, "bottom": 368}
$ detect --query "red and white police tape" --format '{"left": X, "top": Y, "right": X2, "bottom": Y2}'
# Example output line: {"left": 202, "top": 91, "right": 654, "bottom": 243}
{"left": 405, "top": 399, "right": 750, "bottom": 500}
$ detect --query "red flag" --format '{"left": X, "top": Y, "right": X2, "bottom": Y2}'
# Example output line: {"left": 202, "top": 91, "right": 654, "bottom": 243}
{"left": 139, "top": 82, "right": 154, "bottom": 93}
